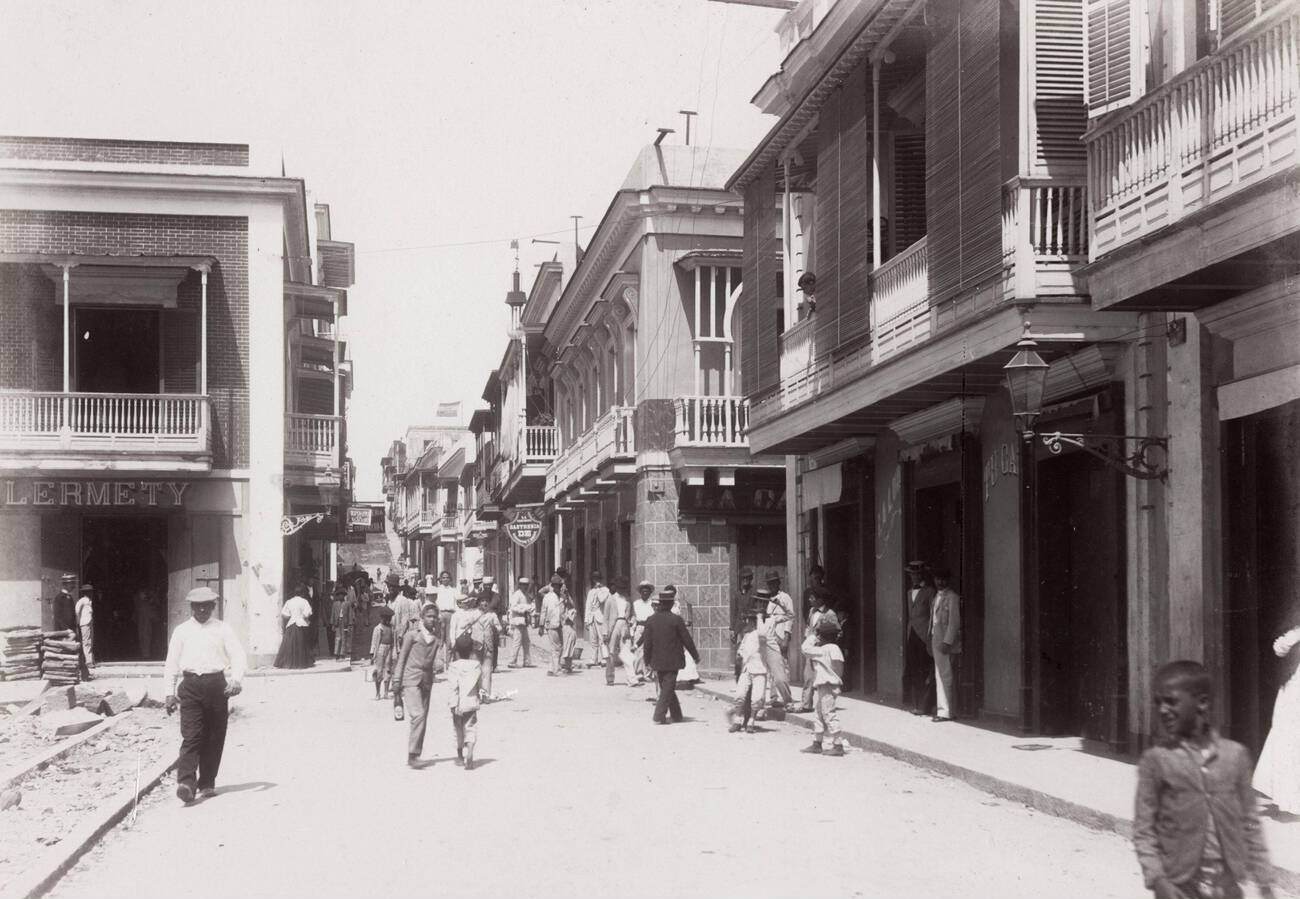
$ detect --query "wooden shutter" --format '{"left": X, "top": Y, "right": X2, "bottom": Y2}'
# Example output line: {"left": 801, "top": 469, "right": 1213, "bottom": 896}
{"left": 1033, "top": 0, "right": 1087, "bottom": 174}
{"left": 892, "top": 131, "right": 927, "bottom": 254}
{"left": 1084, "top": 0, "right": 1144, "bottom": 116}
{"left": 926, "top": 3, "right": 962, "bottom": 304}
{"left": 743, "top": 173, "right": 781, "bottom": 395}
{"left": 1220, "top": 0, "right": 1286, "bottom": 41}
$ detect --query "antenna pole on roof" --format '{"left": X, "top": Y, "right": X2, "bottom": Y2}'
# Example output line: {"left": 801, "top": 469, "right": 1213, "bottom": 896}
{"left": 679, "top": 110, "right": 698, "bottom": 146}
{"left": 570, "top": 215, "right": 583, "bottom": 257}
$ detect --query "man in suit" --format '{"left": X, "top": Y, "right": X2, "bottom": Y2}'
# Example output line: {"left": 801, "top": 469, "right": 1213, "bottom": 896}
{"left": 640, "top": 585, "right": 701, "bottom": 725}
{"left": 930, "top": 566, "right": 962, "bottom": 723}
{"left": 904, "top": 561, "right": 937, "bottom": 716}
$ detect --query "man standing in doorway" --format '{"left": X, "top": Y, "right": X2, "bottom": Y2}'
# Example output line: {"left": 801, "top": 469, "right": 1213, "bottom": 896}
{"left": 75, "top": 584, "right": 95, "bottom": 669}
{"left": 904, "top": 562, "right": 936, "bottom": 716}
{"left": 640, "top": 585, "right": 700, "bottom": 725}
{"left": 507, "top": 577, "right": 534, "bottom": 668}
{"left": 163, "top": 586, "right": 246, "bottom": 803}
{"left": 930, "top": 567, "right": 961, "bottom": 723}
{"left": 762, "top": 571, "right": 794, "bottom": 708}
{"left": 53, "top": 573, "right": 77, "bottom": 632}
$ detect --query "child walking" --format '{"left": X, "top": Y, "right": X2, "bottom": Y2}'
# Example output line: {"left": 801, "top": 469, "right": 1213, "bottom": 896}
{"left": 447, "top": 634, "right": 483, "bottom": 770}
{"left": 1134, "top": 660, "right": 1274, "bottom": 899}
{"left": 728, "top": 602, "right": 768, "bottom": 733}
{"left": 471, "top": 591, "right": 501, "bottom": 701}
{"left": 370, "top": 606, "right": 395, "bottom": 700}
{"left": 800, "top": 618, "right": 845, "bottom": 756}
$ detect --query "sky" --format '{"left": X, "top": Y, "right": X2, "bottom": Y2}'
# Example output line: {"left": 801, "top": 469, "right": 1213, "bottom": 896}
{"left": 0, "top": 0, "right": 786, "bottom": 498}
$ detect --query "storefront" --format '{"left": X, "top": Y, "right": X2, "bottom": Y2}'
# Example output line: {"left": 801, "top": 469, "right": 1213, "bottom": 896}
{"left": 0, "top": 475, "right": 247, "bottom": 661}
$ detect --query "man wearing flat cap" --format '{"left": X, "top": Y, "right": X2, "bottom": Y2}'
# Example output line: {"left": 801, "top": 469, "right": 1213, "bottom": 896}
{"left": 162, "top": 586, "right": 247, "bottom": 804}
{"left": 639, "top": 585, "right": 701, "bottom": 724}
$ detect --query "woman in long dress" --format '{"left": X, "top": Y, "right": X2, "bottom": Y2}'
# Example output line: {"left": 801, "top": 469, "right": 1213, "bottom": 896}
{"left": 1254, "top": 624, "right": 1300, "bottom": 813}
{"left": 274, "top": 584, "right": 315, "bottom": 669}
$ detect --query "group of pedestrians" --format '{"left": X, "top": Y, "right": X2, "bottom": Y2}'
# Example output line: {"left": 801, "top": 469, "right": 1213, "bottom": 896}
{"left": 902, "top": 561, "right": 962, "bottom": 723}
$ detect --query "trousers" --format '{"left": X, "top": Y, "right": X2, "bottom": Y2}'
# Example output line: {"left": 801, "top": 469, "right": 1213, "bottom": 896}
{"left": 933, "top": 637, "right": 956, "bottom": 719}
{"left": 587, "top": 621, "right": 607, "bottom": 663}
{"left": 653, "top": 670, "right": 682, "bottom": 723}
{"left": 452, "top": 709, "right": 478, "bottom": 750}
{"left": 546, "top": 628, "right": 563, "bottom": 673}
{"left": 761, "top": 638, "right": 792, "bottom": 705}
{"left": 477, "top": 647, "right": 493, "bottom": 698}
{"left": 79, "top": 623, "right": 95, "bottom": 666}
{"left": 561, "top": 622, "right": 577, "bottom": 669}
{"left": 176, "top": 672, "right": 229, "bottom": 791}
{"left": 813, "top": 684, "right": 842, "bottom": 744}
{"left": 730, "top": 671, "right": 767, "bottom": 725}
{"left": 509, "top": 624, "right": 531, "bottom": 666}
{"left": 904, "top": 631, "right": 935, "bottom": 714}
{"left": 606, "top": 622, "right": 638, "bottom": 685}
{"left": 402, "top": 683, "right": 432, "bottom": 757}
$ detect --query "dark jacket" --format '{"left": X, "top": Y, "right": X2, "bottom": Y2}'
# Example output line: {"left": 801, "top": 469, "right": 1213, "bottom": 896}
{"left": 52, "top": 590, "right": 76, "bottom": 632}
{"left": 640, "top": 609, "right": 700, "bottom": 673}
{"left": 1133, "top": 731, "right": 1271, "bottom": 889}
{"left": 907, "top": 585, "right": 935, "bottom": 643}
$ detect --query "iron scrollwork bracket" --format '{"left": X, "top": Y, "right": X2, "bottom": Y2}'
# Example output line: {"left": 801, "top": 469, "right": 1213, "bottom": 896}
{"left": 1039, "top": 431, "right": 1169, "bottom": 481}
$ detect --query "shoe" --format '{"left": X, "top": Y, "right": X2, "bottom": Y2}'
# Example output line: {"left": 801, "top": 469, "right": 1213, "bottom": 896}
{"left": 176, "top": 783, "right": 195, "bottom": 803}
{"left": 803, "top": 742, "right": 823, "bottom": 754}
{"left": 794, "top": 706, "right": 814, "bottom": 714}
{"left": 507, "top": 663, "right": 519, "bottom": 669}
{"left": 745, "top": 725, "right": 756, "bottom": 734}
{"left": 199, "top": 787, "right": 217, "bottom": 799}
{"left": 654, "top": 719, "right": 668, "bottom": 725}
{"left": 931, "top": 716, "right": 953, "bottom": 723}
{"left": 606, "top": 681, "right": 616, "bottom": 687}
{"left": 546, "top": 671, "right": 557, "bottom": 677}
{"left": 728, "top": 723, "right": 743, "bottom": 733}
{"left": 826, "top": 745, "right": 845, "bottom": 757}
{"left": 910, "top": 708, "right": 925, "bottom": 716}
{"left": 407, "top": 754, "right": 420, "bottom": 767}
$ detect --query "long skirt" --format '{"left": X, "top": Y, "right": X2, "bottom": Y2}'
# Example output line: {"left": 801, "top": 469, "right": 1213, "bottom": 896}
{"left": 274, "top": 624, "right": 314, "bottom": 669}
{"left": 1256, "top": 670, "right": 1300, "bottom": 813}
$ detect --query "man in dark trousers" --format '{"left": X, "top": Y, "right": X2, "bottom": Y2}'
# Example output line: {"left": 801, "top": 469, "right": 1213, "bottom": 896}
{"left": 640, "top": 585, "right": 701, "bottom": 725}
{"left": 903, "top": 561, "right": 937, "bottom": 715}
{"left": 52, "top": 572, "right": 77, "bottom": 632}
{"left": 162, "top": 586, "right": 247, "bottom": 804}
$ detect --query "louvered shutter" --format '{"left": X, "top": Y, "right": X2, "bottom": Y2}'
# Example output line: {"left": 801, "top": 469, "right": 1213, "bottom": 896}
{"left": 1084, "top": 0, "right": 1144, "bottom": 116}
{"left": 1220, "top": 0, "right": 1286, "bottom": 40}
{"left": 892, "top": 131, "right": 927, "bottom": 254}
{"left": 1033, "top": 0, "right": 1087, "bottom": 174}
{"left": 814, "top": 88, "right": 842, "bottom": 353}
{"left": 837, "top": 61, "right": 871, "bottom": 345}
{"left": 161, "top": 309, "right": 197, "bottom": 393}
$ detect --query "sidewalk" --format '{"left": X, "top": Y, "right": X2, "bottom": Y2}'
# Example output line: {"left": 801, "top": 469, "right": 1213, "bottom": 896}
{"left": 692, "top": 680, "right": 1300, "bottom": 893}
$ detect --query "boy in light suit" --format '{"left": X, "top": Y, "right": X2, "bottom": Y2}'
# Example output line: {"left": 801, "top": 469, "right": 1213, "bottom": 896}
{"left": 930, "top": 567, "right": 961, "bottom": 723}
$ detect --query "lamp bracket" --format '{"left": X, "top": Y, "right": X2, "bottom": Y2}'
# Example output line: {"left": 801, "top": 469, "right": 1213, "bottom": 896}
{"left": 1040, "top": 432, "right": 1169, "bottom": 481}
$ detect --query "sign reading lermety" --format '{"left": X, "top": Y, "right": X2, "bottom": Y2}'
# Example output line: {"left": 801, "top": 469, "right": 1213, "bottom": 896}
{"left": 504, "top": 508, "right": 544, "bottom": 548}
{"left": 1, "top": 479, "right": 191, "bottom": 509}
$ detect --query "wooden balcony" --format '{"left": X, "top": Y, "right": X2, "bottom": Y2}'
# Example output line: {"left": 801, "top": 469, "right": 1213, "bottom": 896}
{"left": 0, "top": 391, "right": 211, "bottom": 470}
{"left": 1086, "top": 10, "right": 1298, "bottom": 260}
{"left": 284, "top": 413, "right": 340, "bottom": 472}
{"left": 544, "top": 406, "right": 635, "bottom": 500}
{"left": 517, "top": 425, "right": 560, "bottom": 466}
{"left": 673, "top": 396, "right": 749, "bottom": 447}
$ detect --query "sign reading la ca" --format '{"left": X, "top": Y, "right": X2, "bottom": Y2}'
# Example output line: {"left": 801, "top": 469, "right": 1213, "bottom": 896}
{"left": 1, "top": 479, "right": 191, "bottom": 509}
{"left": 504, "top": 508, "right": 543, "bottom": 548}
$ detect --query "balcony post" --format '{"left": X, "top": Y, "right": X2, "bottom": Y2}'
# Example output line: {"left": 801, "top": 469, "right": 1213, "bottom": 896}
{"left": 872, "top": 59, "right": 883, "bottom": 273}
{"left": 60, "top": 264, "right": 74, "bottom": 442}
{"left": 693, "top": 343, "right": 702, "bottom": 394}
{"left": 198, "top": 264, "right": 209, "bottom": 396}
{"left": 724, "top": 345, "right": 733, "bottom": 396}
{"left": 1014, "top": 183, "right": 1035, "bottom": 300}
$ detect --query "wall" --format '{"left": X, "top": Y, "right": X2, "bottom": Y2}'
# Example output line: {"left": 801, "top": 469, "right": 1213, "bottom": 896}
{"left": 739, "top": 167, "right": 781, "bottom": 396}
{"left": 980, "top": 388, "right": 1023, "bottom": 719}
{"left": 874, "top": 430, "right": 906, "bottom": 701}
{"left": 0, "top": 136, "right": 249, "bottom": 167}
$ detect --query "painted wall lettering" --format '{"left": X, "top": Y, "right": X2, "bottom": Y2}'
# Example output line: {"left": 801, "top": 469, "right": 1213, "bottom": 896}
{"left": 982, "top": 442, "right": 1020, "bottom": 500}
{"left": 0, "top": 479, "right": 194, "bottom": 509}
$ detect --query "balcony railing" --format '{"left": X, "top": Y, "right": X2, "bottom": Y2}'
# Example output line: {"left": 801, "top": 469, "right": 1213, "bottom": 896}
{"left": 545, "top": 406, "right": 635, "bottom": 498}
{"left": 1002, "top": 178, "right": 1087, "bottom": 296}
{"left": 779, "top": 316, "right": 817, "bottom": 382}
{"left": 285, "top": 413, "right": 340, "bottom": 469}
{"left": 870, "top": 236, "right": 930, "bottom": 363}
{"left": 517, "top": 425, "right": 560, "bottom": 465}
{"left": 1087, "top": 10, "right": 1298, "bottom": 259}
{"left": 673, "top": 396, "right": 750, "bottom": 447}
{"left": 0, "top": 391, "right": 210, "bottom": 456}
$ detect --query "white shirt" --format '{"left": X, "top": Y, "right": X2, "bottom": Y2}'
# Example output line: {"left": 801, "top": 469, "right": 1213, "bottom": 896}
{"left": 162, "top": 617, "right": 248, "bottom": 694}
{"left": 75, "top": 594, "right": 93, "bottom": 626}
{"left": 585, "top": 586, "right": 610, "bottom": 625}
{"left": 281, "top": 594, "right": 312, "bottom": 627}
{"left": 767, "top": 590, "right": 794, "bottom": 641}
{"left": 509, "top": 589, "right": 532, "bottom": 624}
{"left": 434, "top": 585, "right": 459, "bottom": 613}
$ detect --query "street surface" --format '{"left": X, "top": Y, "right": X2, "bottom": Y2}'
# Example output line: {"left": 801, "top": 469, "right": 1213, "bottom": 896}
{"left": 49, "top": 664, "right": 1149, "bottom": 899}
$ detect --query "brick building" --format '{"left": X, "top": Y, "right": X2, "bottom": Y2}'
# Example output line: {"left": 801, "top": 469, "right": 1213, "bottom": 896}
{"left": 0, "top": 136, "right": 355, "bottom": 665}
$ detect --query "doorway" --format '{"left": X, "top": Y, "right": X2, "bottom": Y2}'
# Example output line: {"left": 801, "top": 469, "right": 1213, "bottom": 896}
{"left": 823, "top": 504, "right": 862, "bottom": 691}
{"left": 1225, "top": 398, "right": 1300, "bottom": 755}
{"left": 1035, "top": 451, "right": 1126, "bottom": 748}
{"left": 81, "top": 516, "right": 169, "bottom": 661}
{"left": 75, "top": 308, "right": 160, "bottom": 393}
{"left": 913, "top": 482, "right": 962, "bottom": 582}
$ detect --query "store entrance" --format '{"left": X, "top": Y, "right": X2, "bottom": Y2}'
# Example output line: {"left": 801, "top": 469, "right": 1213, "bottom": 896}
{"left": 81, "top": 516, "right": 168, "bottom": 661}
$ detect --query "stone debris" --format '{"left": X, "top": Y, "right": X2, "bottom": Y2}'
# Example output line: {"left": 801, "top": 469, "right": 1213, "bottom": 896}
{"left": 39, "top": 707, "right": 102, "bottom": 737}
{"left": 99, "top": 692, "right": 134, "bottom": 717}
{"left": 0, "top": 788, "right": 20, "bottom": 810}
{"left": 41, "top": 686, "right": 76, "bottom": 715}
{"left": 41, "top": 630, "right": 82, "bottom": 686}
{"left": 72, "top": 685, "right": 106, "bottom": 712}
{"left": 0, "top": 626, "right": 42, "bottom": 681}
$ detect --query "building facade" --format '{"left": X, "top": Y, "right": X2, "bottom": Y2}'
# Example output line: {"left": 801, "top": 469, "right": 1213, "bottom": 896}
{"left": 0, "top": 135, "right": 355, "bottom": 665}
{"left": 730, "top": 0, "right": 1297, "bottom": 752}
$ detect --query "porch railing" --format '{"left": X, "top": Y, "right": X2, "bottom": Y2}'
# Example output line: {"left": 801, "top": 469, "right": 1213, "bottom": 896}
{"left": 673, "top": 396, "right": 749, "bottom": 446}
{"left": 518, "top": 425, "right": 560, "bottom": 465}
{"left": 1086, "top": 10, "right": 1298, "bottom": 258}
{"left": 285, "top": 413, "right": 340, "bottom": 468}
{"left": 0, "top": 391, "right": 210, "bottom": 454}
{"left": 779, "top": 316, "right": 816, "bottom": 382}
{"left": 545, "top": 406, "right": 635, "bottom": 497}
{"left": 1002, "top": 178, "right": 1088, "bottom": 296}
{"left": 869, "top": 236, "right": 930, "bottom": 362}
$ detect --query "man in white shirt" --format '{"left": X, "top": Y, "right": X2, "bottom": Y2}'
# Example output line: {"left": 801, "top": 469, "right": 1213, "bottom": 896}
{"left": 603, "top": 576, "right": 641, "bottom": 686}
{"left": 631, "top": 581, "right": 656, "bottom": 679}
{"left": 584, "top": 572, "right": 610, "bottom": 668}
{"left": 163, "top": 586, "right": 247, "bottom": 804}
{"left": 762, "top": 571, "right": 795, "bottom": 707}
{"left": 74, "top": 584, "right": 95, "bottom": 668}
{"left": 507, "top": 577, "right": 534, "bottom": 667}
{"left": 537, "top": 575, "right": 566, "bottom": 676}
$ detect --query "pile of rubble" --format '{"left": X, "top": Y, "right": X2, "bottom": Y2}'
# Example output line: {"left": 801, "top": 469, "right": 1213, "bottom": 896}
{"left": 0, "top": 627, "right": 42, "bottom": 680}
{"left": 40, "top": 631, "right": 82, "bottom": 686}
{"left": 36, "top": 682, "right": 163, "bottom": 737}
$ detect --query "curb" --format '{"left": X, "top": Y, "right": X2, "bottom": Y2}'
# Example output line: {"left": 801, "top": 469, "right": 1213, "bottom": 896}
{"left": 692, "top": 681, "right": 1300, "bottom": 895}
{"left": 0, "top": 750, "right": 176, "bottom": 899}
{"left": 0, "top": 711, "right": 134, "bottom": 791}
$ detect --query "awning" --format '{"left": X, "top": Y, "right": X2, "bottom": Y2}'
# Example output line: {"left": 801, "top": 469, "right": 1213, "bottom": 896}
{"left": 801, "top": 463, "right": 843, "bottom": 509}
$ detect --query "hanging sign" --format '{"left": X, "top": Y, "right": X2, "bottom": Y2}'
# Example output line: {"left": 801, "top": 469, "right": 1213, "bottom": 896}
{"left": 503, "top": 508, "right": 544, "bottom": 548}
{"left": 347, "top": 506, "right": 375, "bottom": 529}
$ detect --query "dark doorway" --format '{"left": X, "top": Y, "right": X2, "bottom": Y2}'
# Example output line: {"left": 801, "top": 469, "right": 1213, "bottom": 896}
{"left": 914, "top": 482, "right": 963, "bottom": 587}
{"left": 81, "top": 516, "right": 169, "bottom": 661}
{"left": 620, "top": 522, "right": 632, "bottom": 581}
{"left": 824, "top": 504, "right": 863, "bottom": 691}
{"left": 1224, "top": 398, "right": 1300, "bottom": 756}
{"left": 1035, "top": 451, "right": 1126, "bottom": 748}
{"left": 75, "top": 308, "right": 160, "bottom": 393}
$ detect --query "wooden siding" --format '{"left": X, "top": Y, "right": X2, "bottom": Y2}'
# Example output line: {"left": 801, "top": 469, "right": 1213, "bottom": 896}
{"left": 741, "top": 169, "right": 782, "bottom": 396}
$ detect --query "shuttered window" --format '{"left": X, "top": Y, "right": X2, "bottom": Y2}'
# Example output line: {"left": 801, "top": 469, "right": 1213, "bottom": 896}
{"left": 1219, "top": 0, "right": 1287, "bottom": 41}
{"left": 892, "top": 131, "right": 927, "bottom": 254}
{"left": 1032, "top": 0, "right": 1087, "bottom": 173}
{"left": 743, "top": 172, "right": 783, "bottom": 395}
{"left": 1084, "top": 0, "right": 1144, "bottom": 116}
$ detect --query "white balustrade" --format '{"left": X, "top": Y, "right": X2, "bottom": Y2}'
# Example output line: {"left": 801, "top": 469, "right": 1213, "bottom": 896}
{"left": 518, "top": 425, "right": 559, "bottom": 464}
{"left": 870, "top": 236, "right": 931, "bottom": 362}
{"left": 779, "top": 316, "right": 816, "bottom": 381}
{"left": 674, "top": 396, "right": 749, "bottom": 446}
{"left": 545, "top": 406, "right": 635, "bottom": 498}
{"left": 0, "top": 391, "right": 210, "bottom": 455}
{"left": 1087, "top": 10, "right": 1298, "bottom": 258}
{"left": 285, "top": 413, "right": 341, "bottom": 469}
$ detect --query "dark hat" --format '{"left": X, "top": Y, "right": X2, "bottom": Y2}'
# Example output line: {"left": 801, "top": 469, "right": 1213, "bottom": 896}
{"left": 550, "top": 574, "right": 564, "bottom": 587}
{"left": 816, "top": 616, "right": 841, "bottom": 639}
{"left": 657, "top": 585, "right": 677, "bottom": 601}
{"left": 754, "top": 586, "right": 775, "bottom": 599}
{"left": 932, "top": 566, "right": 953, "bottom": 579}
{"left": 739, "top": 566, "right": 754, "bottom": 578}
{"left": 385, "top": 573, "right": 400, "bottom": 587}
{"left": 186, "top": 586, "right": 219, "bottom": 605}
{"left": 905, "top": 560, "right": 928, "bottom": 571}
{"left": 765, "top": 570, "right": 782, "bottom": 582}
{"left": 377, "top": 606, "right": 395, "bottom": 621}
{"left": 78, "top": 583, "right": 95, "bottom": 593}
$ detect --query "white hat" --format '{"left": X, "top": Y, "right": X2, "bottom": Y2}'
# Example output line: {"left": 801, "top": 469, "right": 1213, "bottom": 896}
{"left": 186, "top": 586, "right": 219, "bottom": 604}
